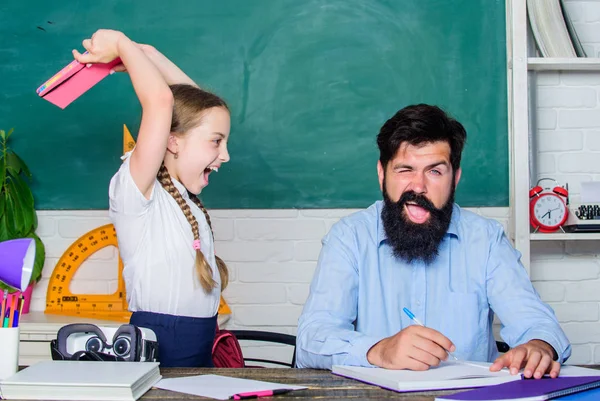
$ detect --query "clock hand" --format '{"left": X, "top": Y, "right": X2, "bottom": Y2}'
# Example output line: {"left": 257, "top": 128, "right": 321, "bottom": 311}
{"left": 541, "top": 210, "right": 550, "bottom": 219}
{"left": 548, "top": 207, "right": 562, "bottom": 219}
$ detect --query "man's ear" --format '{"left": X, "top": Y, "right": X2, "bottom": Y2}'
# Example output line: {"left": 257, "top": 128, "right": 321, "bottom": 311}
{"left": 454, "top": 167, "right": 462, "bottom": 187}
{"left": 377, "top": 160, "right": 385, "bottom": 192}
{"left": 166, "top": 134, "right": 179, "bottom": 156}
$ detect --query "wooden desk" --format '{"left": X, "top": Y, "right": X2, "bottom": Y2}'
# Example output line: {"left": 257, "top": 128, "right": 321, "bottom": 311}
{"left": 143, "top": 368, "right": 464, "bottom": 400}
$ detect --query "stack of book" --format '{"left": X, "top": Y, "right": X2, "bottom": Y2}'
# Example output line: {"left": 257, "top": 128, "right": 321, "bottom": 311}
{"left": 527, "top": 0, "right": 586, "bottom": 57}
{"left": 0, "top": 361, "right": 161, "bottom": 400}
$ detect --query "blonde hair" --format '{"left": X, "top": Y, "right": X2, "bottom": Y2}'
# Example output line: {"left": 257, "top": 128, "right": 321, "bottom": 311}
{"left": 156, "top": 84, "right": 229, "bottom": 293}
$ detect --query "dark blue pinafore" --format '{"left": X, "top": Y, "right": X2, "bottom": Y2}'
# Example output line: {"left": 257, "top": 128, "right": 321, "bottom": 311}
{"left": 130, "top": 311, "right": 217, "bottom": 367}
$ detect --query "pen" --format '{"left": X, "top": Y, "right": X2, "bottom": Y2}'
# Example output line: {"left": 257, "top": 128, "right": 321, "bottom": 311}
{"left": 8, "top": 294, "right": 17, "bottom": 328}
{"left": 403, "top": 307, "right": 459, "bottom": 361}
{"left": 231, "top": 389, "right": 292, "bottom": 400}
{"left": 14, "top": 295, "right": 24, "bottom": 327}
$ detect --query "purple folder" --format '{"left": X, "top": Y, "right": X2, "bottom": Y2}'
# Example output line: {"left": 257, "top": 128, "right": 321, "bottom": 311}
{"left": 436, "top": 376, "right": 600, "bottom": 401}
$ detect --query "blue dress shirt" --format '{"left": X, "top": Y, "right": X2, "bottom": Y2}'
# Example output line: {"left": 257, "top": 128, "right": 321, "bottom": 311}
{"left": 296, "top": 201, "right": 571, "bottom": 369}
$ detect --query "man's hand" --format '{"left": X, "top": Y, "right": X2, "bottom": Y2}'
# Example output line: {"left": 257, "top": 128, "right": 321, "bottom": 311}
{"left": 490, "top": 339, "right": 560, "bottom": 379}
{"left": 367, "top": 326, "right": 456, "bottom": 370}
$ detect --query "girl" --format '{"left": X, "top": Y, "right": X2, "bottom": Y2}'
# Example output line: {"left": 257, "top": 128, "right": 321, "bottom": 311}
{"left": 73, "top": 29, "right": 230, "bottom": 367}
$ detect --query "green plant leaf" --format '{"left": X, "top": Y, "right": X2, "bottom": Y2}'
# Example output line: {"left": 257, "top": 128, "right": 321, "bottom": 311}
{"left": 3, "top": 196, "right": 14, "bottom": 237}
{"left": 21, "top": 210, "right": 35, "bottom": 237}
{"left": 32, "top": 208, "right": 38, "bottom": 231}
{"left": 4, "top": 193, "right": 19, "bottom": 237}
{"left": 8, "top": 181, "right": 28, "bottom": 237}
{"left": 0, "top": 130, "right": 5, "bottom": 141}
{"left": 8, "top": 177, "right": 34, "bottom": 235}
{"left": 6, "top": 152, "right": 29, "bottom": 178}
{"left": 26, "top": 231, "right": 45, "bottom": 284}
{"left": 12, "top": 173, "right": 34, "bottom": 208}
{"left": 0, "top": 195, "right": 5, "bottom": 219}
{"left": 0, "top": 159, "right": 5, "bottom": 192}
{"left": 6, "top": 128, "right": 14, "bottom": 138}
{"left": 5, "top": 165, "right": 17, "bottom": 179}
{"left": 8, "top": 152, "right": 31, "bottom": 178}
{"left": 0, "top": 213, "right": 9, "bottom": 241}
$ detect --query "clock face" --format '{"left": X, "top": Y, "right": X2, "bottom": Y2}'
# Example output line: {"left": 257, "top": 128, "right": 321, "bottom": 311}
{"left": 532, "top": 194, "right": 567, "bottom": 228}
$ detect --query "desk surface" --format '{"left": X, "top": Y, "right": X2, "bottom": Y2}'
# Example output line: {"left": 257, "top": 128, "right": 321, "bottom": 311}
{"left": 144, "top": 368, "right": 466, "bottom": 400}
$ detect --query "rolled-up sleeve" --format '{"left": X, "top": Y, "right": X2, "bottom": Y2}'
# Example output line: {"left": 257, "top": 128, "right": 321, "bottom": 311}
{"left": 296, "top": 222, "right": 385, "bottom": 369}
{"left": 486, "top": 224, "right": 571, "bottom": 363}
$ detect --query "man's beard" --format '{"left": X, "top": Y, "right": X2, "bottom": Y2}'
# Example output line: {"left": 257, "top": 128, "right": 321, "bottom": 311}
{"left": 381, "top": 181, "right": 455, "bottom": 265}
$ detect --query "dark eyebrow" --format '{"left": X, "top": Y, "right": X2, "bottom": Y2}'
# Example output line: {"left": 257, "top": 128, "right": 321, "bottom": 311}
{"left": 393, "top": 161, "right": 450, "bottom": 170}
{"left": 425, "top": 161, "right": 450, "bottom": 170}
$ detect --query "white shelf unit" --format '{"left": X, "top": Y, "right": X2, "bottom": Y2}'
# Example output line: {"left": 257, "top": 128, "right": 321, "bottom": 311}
{"left": 530, "top": 233, "right": 600, "bottom": 241}
{"left": 528, "top": 58, "right": 600, "bottom": 71}
{"left": 507, "top": 1, "right": 600, "bottom": 275}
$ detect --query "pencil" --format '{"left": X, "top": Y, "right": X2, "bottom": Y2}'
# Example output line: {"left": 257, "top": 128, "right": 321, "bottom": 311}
{"left": 0, "top": 292, "right": 7, "bottom": 324}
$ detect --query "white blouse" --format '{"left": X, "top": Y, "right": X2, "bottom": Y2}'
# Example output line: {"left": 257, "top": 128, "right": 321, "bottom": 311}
{"left": 108, "top": 151, "right": 220, "bottom": 318}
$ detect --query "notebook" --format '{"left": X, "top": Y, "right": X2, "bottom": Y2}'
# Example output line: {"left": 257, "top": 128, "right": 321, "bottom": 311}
{"left": 554, "top": 386, "right": 600, "bottom": 400}
{"left": 332, "top": 360, "right": 522, "bottom": 393}
{"left": 36, "top": 56, "right": 121, "bottom": 109}
{"left": 435, "top": 375, "right": 600, "bottom": 401}
{"left": 0, "top": 361, "right": 161, "bottom": 400}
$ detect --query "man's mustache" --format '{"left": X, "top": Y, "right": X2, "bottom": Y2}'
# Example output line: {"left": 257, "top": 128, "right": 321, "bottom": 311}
{"left": 397, "top": 191, "right": 437, "bottom": 213}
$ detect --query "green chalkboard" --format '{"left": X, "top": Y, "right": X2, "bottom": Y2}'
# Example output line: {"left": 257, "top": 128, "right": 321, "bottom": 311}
{"left": 0, "top": 0, "right": 508, "bottom": 209}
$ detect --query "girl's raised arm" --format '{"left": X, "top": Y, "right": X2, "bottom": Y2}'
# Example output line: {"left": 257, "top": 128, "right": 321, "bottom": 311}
{"left": 74, "top": 30, "right": 173, "bottom": 199}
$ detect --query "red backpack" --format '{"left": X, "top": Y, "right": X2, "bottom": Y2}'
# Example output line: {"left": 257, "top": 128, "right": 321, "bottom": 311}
{"left": 212, "top": 327, "right": 245, "bottom": 368}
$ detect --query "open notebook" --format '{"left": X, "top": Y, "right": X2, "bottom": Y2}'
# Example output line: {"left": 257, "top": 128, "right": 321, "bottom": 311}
{"left": 333, "top": 362, "right": 600, "bottom": 394}
{"left": 333, "top": 361, "right": 520, "bottom": 392}
{"left": 0, "top": 361, "right": 161, "bottom": 401}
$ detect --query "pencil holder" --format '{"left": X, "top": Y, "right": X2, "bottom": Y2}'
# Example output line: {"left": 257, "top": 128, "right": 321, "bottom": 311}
{"left": 0, "top": 327, "right": 20, "bottom": 380}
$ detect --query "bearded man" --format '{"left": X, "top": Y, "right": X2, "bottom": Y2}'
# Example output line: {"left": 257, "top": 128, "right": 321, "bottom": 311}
{"left": 296, "top": 104, "right": 570, "bottom": 380}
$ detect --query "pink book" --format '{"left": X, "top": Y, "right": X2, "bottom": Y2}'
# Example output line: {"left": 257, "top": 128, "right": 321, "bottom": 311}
{"left": 36, "top": 54, "right": 121, "bottom": 109}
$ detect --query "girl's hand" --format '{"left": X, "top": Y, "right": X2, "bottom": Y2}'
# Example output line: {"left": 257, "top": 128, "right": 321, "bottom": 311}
{"left": 110, "top": 43, "right": 154, "bottom": 73}
{"left": 72, "top": 29, "right": 127, "bottom": 64}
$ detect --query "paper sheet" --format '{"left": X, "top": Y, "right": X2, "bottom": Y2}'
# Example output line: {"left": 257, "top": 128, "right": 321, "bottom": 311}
{"left": 155, "top": 374, "right": 306, "bottom": 400}
{"left": 581, "top": 181, "right": 600, "bottom": 204}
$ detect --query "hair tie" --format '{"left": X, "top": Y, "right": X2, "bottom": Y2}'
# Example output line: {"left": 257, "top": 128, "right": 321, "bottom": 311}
{"left": 193, "top": 239, "right": 201, "bottom": 250}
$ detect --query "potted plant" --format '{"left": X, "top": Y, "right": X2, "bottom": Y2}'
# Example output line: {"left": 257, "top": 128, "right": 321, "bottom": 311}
{"left": 0, "top": 128, "right": 45, "bottom": 312}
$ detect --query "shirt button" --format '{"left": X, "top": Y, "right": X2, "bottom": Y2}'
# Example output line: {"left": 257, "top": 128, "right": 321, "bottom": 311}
{"left": 416, "top": 301, "right": 421, "bottom": 306}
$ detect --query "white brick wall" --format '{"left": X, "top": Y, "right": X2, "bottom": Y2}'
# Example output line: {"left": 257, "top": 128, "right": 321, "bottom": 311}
{"left": 29, "top": 207, "right": 509, "bottom": 366}
{"left": 23, "top": 0, "right": 600, "bottom": 367}
{"left": 529, "top": 0, "right": 600, "bottom": 365}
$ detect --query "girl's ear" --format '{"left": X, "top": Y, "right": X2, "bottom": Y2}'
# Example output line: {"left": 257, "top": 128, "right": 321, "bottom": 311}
{"left": 166, "top": 134, "right": 179, "bottom": 156}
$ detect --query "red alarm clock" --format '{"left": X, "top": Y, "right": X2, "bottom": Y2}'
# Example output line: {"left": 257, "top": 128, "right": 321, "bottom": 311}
{"left": 529, "top": 178, "right": 569, "bottom": 233}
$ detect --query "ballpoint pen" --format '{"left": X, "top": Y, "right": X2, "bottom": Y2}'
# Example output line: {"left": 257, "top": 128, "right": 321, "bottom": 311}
{"left": 403, "top": 307, "right": 459, "bottom": 361}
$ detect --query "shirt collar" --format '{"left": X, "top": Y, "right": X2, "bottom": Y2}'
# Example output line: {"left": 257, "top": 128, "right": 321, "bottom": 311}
{"left": 377, "top": 201, "right": 460, "bottom": 244}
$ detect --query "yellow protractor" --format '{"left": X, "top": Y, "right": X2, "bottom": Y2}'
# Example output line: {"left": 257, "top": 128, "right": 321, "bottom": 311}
{"left": 45, "top": 224, "right": 131, "bottom": 321}
{"left": 45, "top": 222, "right": 233, "bottom": 321}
